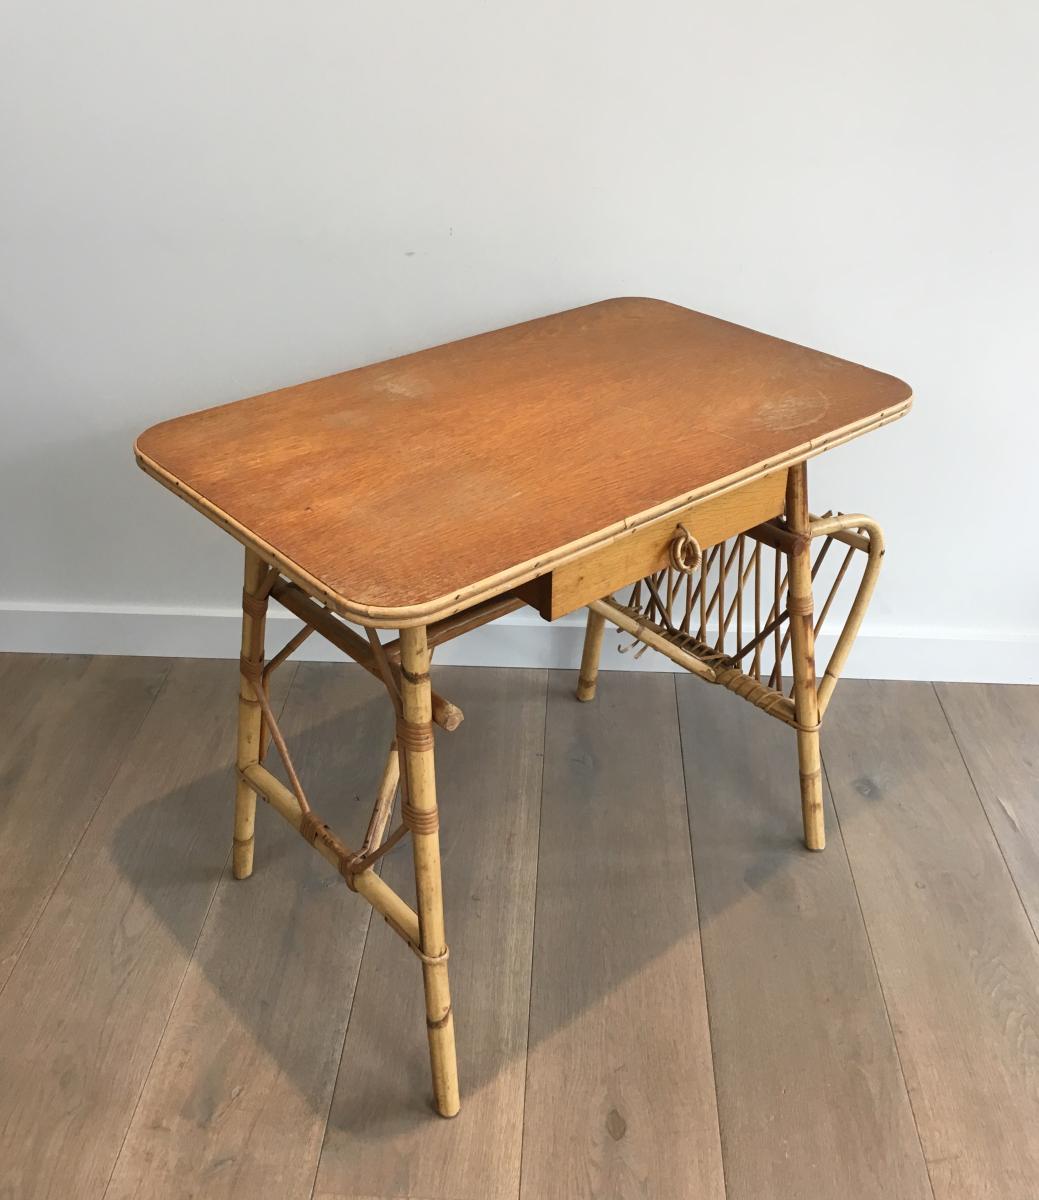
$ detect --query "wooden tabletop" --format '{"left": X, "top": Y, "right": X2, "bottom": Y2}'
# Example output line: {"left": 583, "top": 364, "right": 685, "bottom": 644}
{"left": 136, "top": 297, "right": 911, "bottom": 627}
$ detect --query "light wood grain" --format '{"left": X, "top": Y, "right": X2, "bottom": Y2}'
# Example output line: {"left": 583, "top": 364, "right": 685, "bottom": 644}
{"left": 936, "top": 682, "right": 1039, "bottom": 942}
{"left": 105, "top": 663, "right": 386, "bottom": 1200}
{"left": 313, "top": 666, "right": 546, "bottom": 1200}
{"left": 676, "top": 679, "right": 931, "bottom": 1199}
{"left": 540, "top": 469, "right": 786, "bottom": 619}
{"left": 136, "top": 298, "right": 911, "bottom": 626}
{"left": 0, "top": 653, "right": 168, "bottom": 992}
{"left": 824, "top": 680, "right": 1039, "bottom": 1199}
{"left": 8, "top": 659, "right": 1038, "bottom": 1200}
{"left": 0, "top": 659, "right": 295, "bottom": 1200}
{"left": 520, "top": 671, "right": 724, "bottom": 1200}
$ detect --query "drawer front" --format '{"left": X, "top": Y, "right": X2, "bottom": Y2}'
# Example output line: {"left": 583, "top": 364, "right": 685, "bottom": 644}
{"left": 525, "top": 470, "right": 787, "bottom": 620}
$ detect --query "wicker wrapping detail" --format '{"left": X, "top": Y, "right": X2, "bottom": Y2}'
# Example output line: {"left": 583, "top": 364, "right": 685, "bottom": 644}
{"left": 238, "top": 652, "right": 263, "bottom": 685}
{"left": 786, "top": 593, "right": 814, "bottom": 617}
{"left": 298, "top": 809, "right": 327, "bottom": 846}
{"left": 402, "top": 798, "right": 440, "bottom": 835}
{"left": 614, "top": 512, "right": 883, "bottom": 725}
{"left": 397, "top": 717, "right": 435, "bottom": 753}
{"left": 241, "top": 588, "right": 268, "bottom": 620}
{"left": 294, "top": 807, "right": 365, "bottom": 886}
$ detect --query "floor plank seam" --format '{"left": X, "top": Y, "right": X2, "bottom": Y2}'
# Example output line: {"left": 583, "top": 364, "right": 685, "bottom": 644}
{"left": 299, "top": 661, "right": 380, "bottom": 1200}
{"left": 514, "top": 667, "right": 552, "bottom": 1200}
{"left": 821, "top": 748, "right": 938, "bottom": 1200}
{"left": 100, "top": 845, "right": 234, "bottom": 1200}
{"left": 932, "top": 683, "right": 1039, "bottom": 952}
{"left": 308, "top": 906, "right": 377, "bottom": 1200}
{"left": 15, "top": 659, "right": 1035, "bottom": 1198}
{"left": 673, "top": 675, "right": 729, "bottom": 1200}
{"left": 0, "top": 657, "right": 175, "bottom": 1005}
{"left": 99, "top": 662, "right": 300, "bottom": 1200}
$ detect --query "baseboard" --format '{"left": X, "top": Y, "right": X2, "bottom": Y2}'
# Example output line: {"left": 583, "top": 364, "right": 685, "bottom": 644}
{"left": 1, "top": 601, "right": 1037, "bottom": 684}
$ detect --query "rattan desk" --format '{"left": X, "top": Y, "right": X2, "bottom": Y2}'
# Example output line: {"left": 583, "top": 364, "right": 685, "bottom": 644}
{"left": 135, "top": 297, "right": 912, "bottom": 1118}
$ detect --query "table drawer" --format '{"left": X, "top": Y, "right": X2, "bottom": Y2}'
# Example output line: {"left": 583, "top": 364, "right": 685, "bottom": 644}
{"left": 520, "top": 469, "right": 788, "bottom": 620}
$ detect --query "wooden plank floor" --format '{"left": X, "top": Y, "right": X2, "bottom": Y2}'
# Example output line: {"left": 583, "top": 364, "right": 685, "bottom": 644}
{"left": 1, "top": 654, "right": 1038, "bottom": 1199}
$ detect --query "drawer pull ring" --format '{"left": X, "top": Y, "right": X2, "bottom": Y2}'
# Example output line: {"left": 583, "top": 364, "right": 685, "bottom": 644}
{"left": 668, "top": 524, "right": 702, "bottom": 573}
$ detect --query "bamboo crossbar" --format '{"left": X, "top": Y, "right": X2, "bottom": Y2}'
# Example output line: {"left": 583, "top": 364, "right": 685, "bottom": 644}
{"left": 241, "top": 762, "right": 341, "bottom": 858}
{"left": 754, "top": 512, "right": 872, "bottom": 555}
{"left": 810, "top": 514, "right": 872, "bottom": 552}
{"left": 593, "top": 597, "right": 800, "bottom": 727}
{"left": 387, "top": 593, "right": 526, "bottom": 654}
{"left": 269, "top": 578, "right": 464, "bottom": 731}
{"left": 240, "top": 762, "right": 421, "bottom": 947}
{"left": 590, "top": 597, "right": 718, "bottom": 682}
{"left": 263, "top": 623, "right": 314, "bottom": 678}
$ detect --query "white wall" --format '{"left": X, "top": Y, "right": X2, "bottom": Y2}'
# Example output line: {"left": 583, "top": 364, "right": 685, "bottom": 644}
{"left": 2, "top": 1, "right": 1037, "bottom": 681}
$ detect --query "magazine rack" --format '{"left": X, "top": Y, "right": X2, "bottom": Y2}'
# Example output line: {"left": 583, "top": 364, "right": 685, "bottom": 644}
{"left": 578, "top": 499, "right": 884, "bottom": 850}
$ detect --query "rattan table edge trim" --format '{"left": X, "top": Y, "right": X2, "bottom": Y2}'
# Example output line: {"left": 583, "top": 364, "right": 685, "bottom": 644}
{"left": 133, "top": 395, "right": 910, "bottom": 628}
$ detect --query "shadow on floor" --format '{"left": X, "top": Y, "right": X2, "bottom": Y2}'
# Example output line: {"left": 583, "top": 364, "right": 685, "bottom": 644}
{"left": 108, "top": 660, "right": 821, "bottom": 1138}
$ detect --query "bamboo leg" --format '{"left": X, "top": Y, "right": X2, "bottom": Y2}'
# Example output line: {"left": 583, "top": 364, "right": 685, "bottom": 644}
{"left": 575, "top": 607, "right": 607, "bottom": 702}
{"left": 785, "top": 464, "right": 825, "bottom": 851}
{"left": 233, "top": 548, "right": 269, "bottom": 878}
{"left": 399, "top": 625, "right": 460, "bottom": 1117}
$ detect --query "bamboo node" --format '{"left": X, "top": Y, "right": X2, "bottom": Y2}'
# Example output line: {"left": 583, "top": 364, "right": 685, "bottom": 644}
{"left": 239, "top": 653, "right": 263, "bottom": 686}
{"left": 411, "top": 942, "right": 450, "bottom": 966}
{"left": 402, "top": 666, "right": 431, "bottom": 685}
{"left": 427, "top": 1005, "right": 452, "bottom": 1030}
{"left": 402, "top": 799, "right": 440, "bottom": 835}
{"left": 787, "top": 594, "right": 814, "bottom": 616}
{"left": 396, "top": 717, "right": 435, "bottom": 753}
